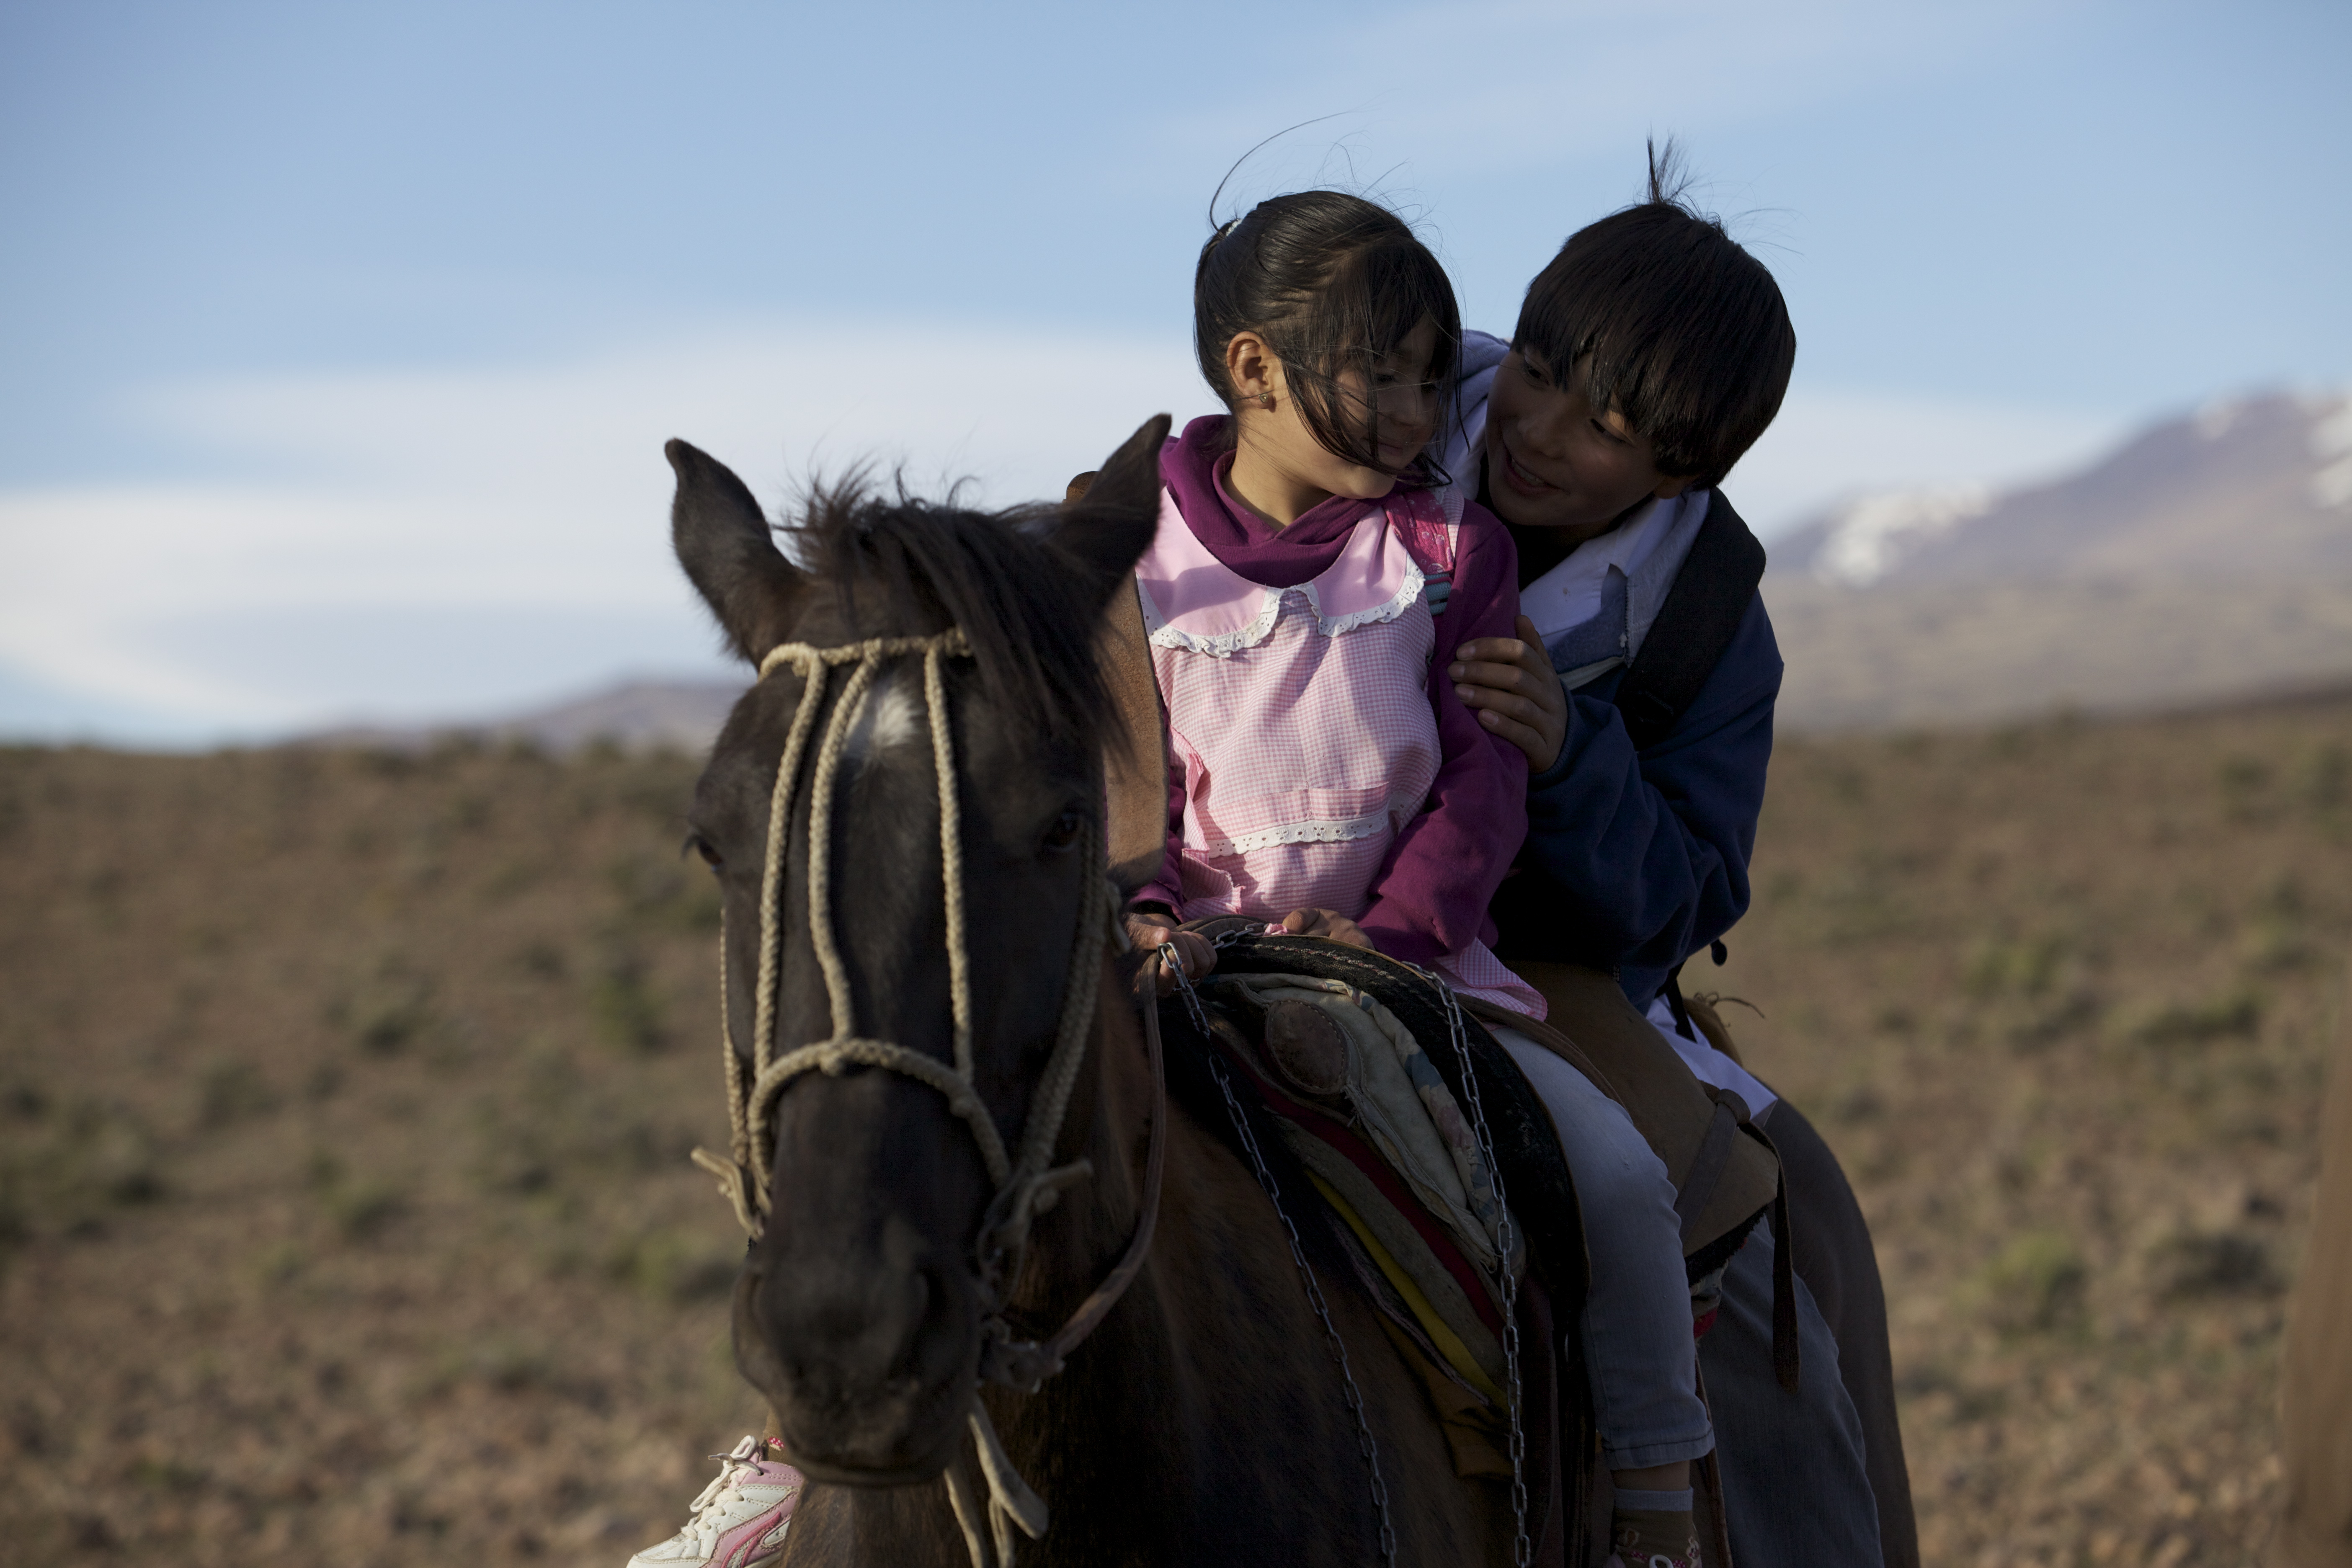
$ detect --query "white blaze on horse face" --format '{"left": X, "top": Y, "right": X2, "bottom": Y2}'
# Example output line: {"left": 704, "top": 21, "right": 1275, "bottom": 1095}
{"left": 844, "top": 667, "right": 927, "bottom": 769}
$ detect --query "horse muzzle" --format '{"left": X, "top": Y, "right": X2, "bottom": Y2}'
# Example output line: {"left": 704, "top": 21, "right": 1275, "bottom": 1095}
{"left": 732, "top": 1228, "right": 981, "bottom": 1482}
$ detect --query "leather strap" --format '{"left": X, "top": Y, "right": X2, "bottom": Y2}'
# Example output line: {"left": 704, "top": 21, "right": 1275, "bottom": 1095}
{"left": 1470, "top": 970, "right": 1780, "bottom": 1258}
{"left": 1673, "top": 1097, "right": 1742, "bottom": 1247}
{"left": 1096, "top": 575, "right": 1174, "bottom": 894}
{"left": 978, "top": 950, "right": 1170, "bottom": 1392}
{"left": 1741, "top": 1117, "right": 1803, "bottom": 1393}
{"left": 1070, "top": 469, "right": 1179, "bottom": 897}
{"left": 1612, "top": 490, "right": 1766, "bottom": 750}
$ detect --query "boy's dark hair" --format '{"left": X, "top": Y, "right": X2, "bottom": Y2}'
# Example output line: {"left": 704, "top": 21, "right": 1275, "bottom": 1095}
{"left": 1195, "top": 189, "right": 1461, "bottom": 478}
{"left": 1514, "top": 142, "right": 1795, "bottom": 488}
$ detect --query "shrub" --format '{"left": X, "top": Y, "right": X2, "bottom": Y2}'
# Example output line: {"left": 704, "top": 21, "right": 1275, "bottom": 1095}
{"left": 196, "top": 1059, "right": 277, "bottom": 1128}
{"left": 335, "top": 964, "right": 435, "bottom": 1055}
{"left": 322, "top": 1179, "right": 407, "bottom": 1242}
{"left": 2149, "top": 1231, "right": 2280, "bottom": 1299}
{"left": 590, "top": 954, "right": 666, "bottom": 1054}
{"left": 0, "top": 1099, "right": 165, "bottom": 1246}
{"left": 1963, "top": 934, "right": 2066, "bottom": 998}
{"left": 606, "top": 1227, "right": 740, "bottom": 1304}
{"left": 1979, "top": 1230, "right": 2087, "bottom": 1334}
{"left": 2129, "top": 988, "right": 2261, "bottom": 1046}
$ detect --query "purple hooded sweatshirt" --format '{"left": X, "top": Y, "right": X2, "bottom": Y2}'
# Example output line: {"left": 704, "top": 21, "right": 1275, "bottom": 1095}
{"left": 1139, "top": 415, "right": 1529, "bottom": 969}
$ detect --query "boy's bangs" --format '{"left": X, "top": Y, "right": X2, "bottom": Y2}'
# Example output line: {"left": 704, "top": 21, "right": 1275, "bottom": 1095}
{"left": 1516, "top": 285, "right": 1659, "bottom": 441}
{"left": 1511, "top": 197, "right": 1796, "bottom": 488}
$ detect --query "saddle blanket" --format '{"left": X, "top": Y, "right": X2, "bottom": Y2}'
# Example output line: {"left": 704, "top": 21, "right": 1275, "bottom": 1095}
{"left": 1203, "top": 973, "right": 1524, "bottom": 1412}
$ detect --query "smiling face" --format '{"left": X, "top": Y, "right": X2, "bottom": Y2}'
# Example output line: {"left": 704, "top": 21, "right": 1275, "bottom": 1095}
{"left": 1483, "top": 346, "right": 1695, "bottom": 548}
{"left": 1223, "top": 315, "right": 1444, "bottom": 526}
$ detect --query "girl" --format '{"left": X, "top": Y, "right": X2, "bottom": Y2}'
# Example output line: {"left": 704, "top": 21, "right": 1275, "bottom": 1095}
{"left": 1124, "top": 189, "right": 1715, "bottom": 1568}
{"left": 1120, "top": 188, "right": 1537, "bottom": 1015}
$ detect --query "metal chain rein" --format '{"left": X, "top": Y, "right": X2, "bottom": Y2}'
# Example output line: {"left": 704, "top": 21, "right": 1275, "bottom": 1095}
{"left": 1422, "top": 969, "right": 1533, "bottom": 1568}
{"left": 1170, "top": 957, "right": 1400, "bottom": 1568}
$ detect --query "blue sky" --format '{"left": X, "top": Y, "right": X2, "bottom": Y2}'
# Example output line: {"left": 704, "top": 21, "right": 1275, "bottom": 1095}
{"left": 3, "top": 0, "right": 2347, "bottom": 743}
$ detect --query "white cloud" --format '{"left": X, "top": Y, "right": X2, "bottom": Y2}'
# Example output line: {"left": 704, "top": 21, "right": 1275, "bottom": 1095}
{"left": 0, "top": 322, "right": 1204, "bottom": 738}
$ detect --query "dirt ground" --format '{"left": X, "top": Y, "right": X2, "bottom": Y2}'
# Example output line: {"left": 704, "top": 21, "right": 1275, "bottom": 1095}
{"left": 2, "top": 695, "right": 2346, "bottom": 1565}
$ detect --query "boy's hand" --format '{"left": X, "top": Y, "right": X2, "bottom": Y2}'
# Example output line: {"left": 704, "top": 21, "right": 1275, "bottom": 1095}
{"left": 1125, "top": 912, "right": 1215, "bottom": 994}
{"left": 1278, "top": 908, "right": 1374, "bottom": 950}
{"left": 1450, "top": 614, "right": 1569, "bottom": 772}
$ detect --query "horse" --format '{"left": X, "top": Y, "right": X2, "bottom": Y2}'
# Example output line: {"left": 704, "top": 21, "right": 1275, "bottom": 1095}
{"left": 667, "top": 415, "right": 1532, "bottom": 1565}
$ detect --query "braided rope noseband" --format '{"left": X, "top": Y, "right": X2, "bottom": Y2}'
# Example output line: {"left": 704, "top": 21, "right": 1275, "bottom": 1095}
{"left": 690, "top": 625, "right": 1166, "bottom": 1568}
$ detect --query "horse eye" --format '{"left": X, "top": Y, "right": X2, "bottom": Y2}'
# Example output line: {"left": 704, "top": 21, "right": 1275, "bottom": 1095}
{"left": 1041, "top": 810, "right": 1085, "bottom": 853}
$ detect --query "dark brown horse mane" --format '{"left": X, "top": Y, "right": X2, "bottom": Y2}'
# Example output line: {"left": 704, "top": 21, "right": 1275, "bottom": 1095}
{"left": 784, "top": 476, "right": 1115, "bottom": 754}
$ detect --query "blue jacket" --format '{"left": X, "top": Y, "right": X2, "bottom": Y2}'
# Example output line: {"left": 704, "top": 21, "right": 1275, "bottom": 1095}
{"left": 1490, "top": 576, "right": 1782, "bottom": 1009}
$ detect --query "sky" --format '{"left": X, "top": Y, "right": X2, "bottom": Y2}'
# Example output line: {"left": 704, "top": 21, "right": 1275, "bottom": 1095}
{"left": 2, "top": 0, "right": 2347, "bottom": 745}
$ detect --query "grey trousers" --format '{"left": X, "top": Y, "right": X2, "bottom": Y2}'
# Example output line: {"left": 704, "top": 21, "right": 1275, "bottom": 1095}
{"left": 1700, "top": 1217, "right": 1883, "bottom": 1566}
{"left": 1496, "top": 1029, "right": 1717, "bottom": 1470}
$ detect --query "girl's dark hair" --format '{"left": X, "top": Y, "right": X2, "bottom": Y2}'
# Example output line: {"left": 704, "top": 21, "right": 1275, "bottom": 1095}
{"left": 1514, "top": 141, "right": 1796, "bottom": 489}
{"left": 1194, "top": 189, "right": 1462, "bottom": 477}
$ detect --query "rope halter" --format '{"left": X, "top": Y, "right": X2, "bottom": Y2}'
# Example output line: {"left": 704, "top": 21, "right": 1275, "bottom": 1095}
{"left": 690, "top": 624, "right": 1146, "bottom": 1568}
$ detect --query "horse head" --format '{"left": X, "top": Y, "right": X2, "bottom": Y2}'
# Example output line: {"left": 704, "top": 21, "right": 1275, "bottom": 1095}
{"left": 668, "top": 417, "right": 1166, "bottom": 1485}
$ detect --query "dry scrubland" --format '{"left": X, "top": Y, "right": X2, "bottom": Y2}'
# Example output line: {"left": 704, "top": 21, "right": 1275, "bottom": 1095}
{"left": 2, "top": 697, "right": 2348, "bottom": 1566}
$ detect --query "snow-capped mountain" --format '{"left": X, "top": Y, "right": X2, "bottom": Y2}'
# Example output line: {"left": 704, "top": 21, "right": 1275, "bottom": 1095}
{"left": 1766, "top": 390, "right": 2352, "bottom": 730}
{"left": 1774, "top": 390, "right": 2352, "bottom": 589}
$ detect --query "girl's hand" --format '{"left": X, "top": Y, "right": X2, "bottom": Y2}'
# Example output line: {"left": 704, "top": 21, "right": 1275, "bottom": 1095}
{"left": 1125, "top": 912, "right": 1215, "bottom": 994}
{"left": 1449, "top": 614, "right": 1568, "bottom": 772}
{"left": 1279, "top": 908, "right": 1375, "bottom": 950}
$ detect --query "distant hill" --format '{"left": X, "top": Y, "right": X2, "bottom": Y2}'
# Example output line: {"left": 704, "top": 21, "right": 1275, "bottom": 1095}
{"left": 1765, "top": 389, "right": 2352, "bottom": 730}
{"left": 309, "top": 678, "right": 743, "bottom": 756}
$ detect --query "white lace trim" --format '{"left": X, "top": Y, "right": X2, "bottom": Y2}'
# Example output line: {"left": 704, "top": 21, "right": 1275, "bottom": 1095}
{"left": 1302, "top": 559, "right": 1427, "bottom": 637}
{"left": 1141, "top": 561, "right": 1429, "bottom": 658}
{"left": 1138, "top": 575, "right": 1284, "bottom": 658}
{"left": 1197, "top": 806, "right": 1401, "bottom": 857}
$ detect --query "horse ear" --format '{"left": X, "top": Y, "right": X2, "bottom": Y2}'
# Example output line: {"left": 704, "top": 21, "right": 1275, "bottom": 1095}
{"left": 667, "top": 439, "right": 805, "bottom": 665}
{"left": 1044, "top": 415, "right": 1170, "bottom": 607}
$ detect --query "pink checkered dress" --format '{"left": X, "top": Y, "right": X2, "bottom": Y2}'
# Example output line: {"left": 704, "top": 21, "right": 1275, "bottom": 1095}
{"left": 1137, "top": 485, "right": 1543, "bottom": 1017}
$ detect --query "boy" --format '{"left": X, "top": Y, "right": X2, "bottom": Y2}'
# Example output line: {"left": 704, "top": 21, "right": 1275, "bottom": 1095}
{"left": 1445, "top": 149, "right": 1916, "bottom": 1568}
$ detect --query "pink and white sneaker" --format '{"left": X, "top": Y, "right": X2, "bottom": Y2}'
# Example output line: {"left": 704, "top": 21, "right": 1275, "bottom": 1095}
{"left": 627, "top": 1436, "right": 803, "bottom": 1568}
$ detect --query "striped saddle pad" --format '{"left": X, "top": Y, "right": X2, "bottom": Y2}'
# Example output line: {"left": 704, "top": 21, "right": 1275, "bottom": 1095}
{"left": 1179, "top": 930, "right": 1586, "bottom": 1478}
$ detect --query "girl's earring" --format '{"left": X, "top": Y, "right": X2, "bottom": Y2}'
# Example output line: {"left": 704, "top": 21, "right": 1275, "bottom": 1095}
{"left": 1256, "top": 392, "right": 1276, "bottom": 411}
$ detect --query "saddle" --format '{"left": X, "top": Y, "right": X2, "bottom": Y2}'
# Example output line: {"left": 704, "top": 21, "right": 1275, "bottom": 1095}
{"left": 1143, "top": 924, "right": 1595, "bottom": 1564}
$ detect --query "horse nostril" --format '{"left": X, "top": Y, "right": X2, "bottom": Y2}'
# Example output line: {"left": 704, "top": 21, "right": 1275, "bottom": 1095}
{"left": 752, "top": 1234, "right": 970, "bottom": 1398}
{"left": 890, "top": 1269, "right": 930, "bottom": 1376}
{"left": 894, "top": 1264, "right": 962, "bottom": 1383}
